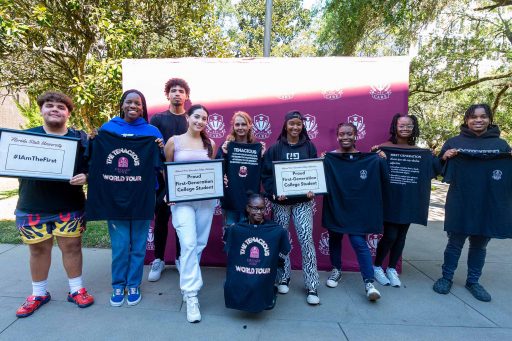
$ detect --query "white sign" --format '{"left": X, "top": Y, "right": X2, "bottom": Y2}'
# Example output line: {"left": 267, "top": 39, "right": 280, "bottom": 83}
{"left": 165, "top": 159, "right": 224, "bottom": 202}
{"left": 273, "top": 159, "right": 327, "bottom": 197}
{"left": 0, "top": 129, "right": 79, "bottom": 181}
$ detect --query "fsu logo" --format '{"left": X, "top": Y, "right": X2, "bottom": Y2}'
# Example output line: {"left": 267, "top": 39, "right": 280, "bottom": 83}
{"left": 370, "top": 83, "right": 392, "bottom": 100}
{"left": 360, "top": 169, "right": 368, "bottom": 180}
{"left": 492, "top": 170, "right": 503, "bottom": 181}
{"left": 322, "top": 89, "right": 343, "bottom": 100}
{"left": 214, "top": 202, "right": 223, "bottom": 216}
{"left": 303, "top": 114, "right": 319, "bottom": 139}
{"left": 253, "top": 114, "right": 272, "bottom": 139}
{"left": 146, "top": 226, "right": 155, "bottom": 251}
{"left": 206, "top": 113, "right": 226, "bottom": 138}
{"left": 318, "top": 231, "right": 330, "bottom": 256}
{"left": 366, "top": 234, "right": 382, "bottom": 256}
{"left": 238, "top": 166, "right": 248, "bottom": 177}
{"left": 347, "top": 114, "right": 366, "bottom": 140}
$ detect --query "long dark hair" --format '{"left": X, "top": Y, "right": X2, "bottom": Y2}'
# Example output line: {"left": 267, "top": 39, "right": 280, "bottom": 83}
{"left": 278, "top": 110, "right": 310, "bottom": 143}
{"left": 463, "top": 104, "right": 494, "bottom": 125}
{"left": 388, "top": 113, "right": 419, "bottom": 145}
{"left": 119, "top": 89, "right": 148, "bottom": 122}
{"left": 187, "top": 104, "right": 213, "bottom": 157}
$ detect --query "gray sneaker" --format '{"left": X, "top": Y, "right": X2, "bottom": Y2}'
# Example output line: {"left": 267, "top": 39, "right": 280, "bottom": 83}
{"left": 465, "top": 282, "right": 491, "bottom": 302}
{"left": 326, "top": 269, "right": 342, "bottom": 288}
{"left": 433, "top": 277, "right": 452, "bottom": 294}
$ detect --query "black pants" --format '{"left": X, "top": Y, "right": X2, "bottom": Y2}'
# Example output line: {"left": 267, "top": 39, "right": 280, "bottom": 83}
{"left": 374, "top": 221, "right": 410, "bottom": 268}
{"left": 154, "top": 174, "right": 180, "bottom": 260}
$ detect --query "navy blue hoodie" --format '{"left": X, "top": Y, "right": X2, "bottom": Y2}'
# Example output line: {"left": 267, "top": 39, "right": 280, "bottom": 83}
{"left": 440, "top": 125, "right": 511, "bottom": 159}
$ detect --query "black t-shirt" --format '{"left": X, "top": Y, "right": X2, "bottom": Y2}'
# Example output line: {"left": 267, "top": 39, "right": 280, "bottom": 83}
{"left": 444, "top": 152, "right": 512, "bottom": 238}
{"left": 322, "top": 152, "right": 388, "bottom": 234}
{"left": 223, "top": 220, "right": 290, "bottom": 313}
{"left": 16, "top": 126, "right": 88, "bottom": 214}
{"left": 216, "top": 142, "right": 263, "bottom": 212}
{"left": 381, "top": 147, "right": 439, "bottom": 226}
{"left": 86, "top": 130, "right": 161, "bottom": 220}
{"left": 149, "top": 110, "right": 188, "bottom": 143}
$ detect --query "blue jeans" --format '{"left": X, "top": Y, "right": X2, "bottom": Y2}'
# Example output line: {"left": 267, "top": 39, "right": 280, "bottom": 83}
{"left": 108, "top": 220, "right": 150, "bottom": 290}
{"left": 223, "top": 209, "right": 244, "bottom": 227}
{"left": 329, "top": 231, "right": 374, "bottom": 283}
{"left": 442, "top": 232, "right": 490, "bottom": 284}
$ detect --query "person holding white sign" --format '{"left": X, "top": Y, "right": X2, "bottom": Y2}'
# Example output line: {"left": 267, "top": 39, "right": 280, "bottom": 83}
{"left": 261, "top": 110, "right": 320, "bottom": 305}
{"left": 164, "top": 104, "right": 217, "bottom": 323}
{"left": 15, "top": 91, "right": 94, "bottom": 318}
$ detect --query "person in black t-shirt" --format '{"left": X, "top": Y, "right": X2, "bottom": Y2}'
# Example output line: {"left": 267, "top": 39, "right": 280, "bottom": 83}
{"left": 261, "top": 111, "right": 320, "bottom": 305}
{"left": 216, "top": 111, "right": 265, "bottom": 227}
{"left": 322, "top": 122, "right": 382, "bottom": 301}
{"left": 223, "top": 193, "right": 290, "bottom": 313}
{"left": 433, "top": 104, "right": 512, "bottom": 302}
{"left": 148, "top": 78, "right": 190, "bottom": 282}
{"left": 14, "top": 91, "right": 94, "bottom": 318}
{"left": 371, "top": 114, "right": 433, "bottom": 288}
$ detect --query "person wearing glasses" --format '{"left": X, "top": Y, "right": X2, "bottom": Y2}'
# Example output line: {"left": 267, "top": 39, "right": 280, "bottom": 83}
{"left": 261, "top": 110, "right": 320, "bottom": 305}
{"left": 370, "top": 113, "right": 423, "bottom": 288}
{"left": 223, "top": 193, "right": 290, "bottom": 313}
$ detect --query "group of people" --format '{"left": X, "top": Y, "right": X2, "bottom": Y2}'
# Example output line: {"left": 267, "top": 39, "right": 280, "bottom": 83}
{"left": 13, "top": 77, "right": 510, "bottom": 323}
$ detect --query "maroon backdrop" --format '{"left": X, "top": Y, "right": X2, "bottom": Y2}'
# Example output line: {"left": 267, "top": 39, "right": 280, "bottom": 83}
{"left": 122, "top": 57, "right": 409, "bottom": 271}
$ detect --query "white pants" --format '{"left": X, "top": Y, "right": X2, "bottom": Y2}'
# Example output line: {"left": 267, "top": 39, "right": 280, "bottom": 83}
{"left": 171, "top": 199, "right": 216, "bottom": 296}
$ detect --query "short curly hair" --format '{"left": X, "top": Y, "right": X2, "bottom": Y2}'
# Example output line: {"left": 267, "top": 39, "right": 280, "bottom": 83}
{"left": 36, "top": 91, "right": 74, "bottom": 112}
{"left": 164, "top": 78, "right": 190, "bottom": 96}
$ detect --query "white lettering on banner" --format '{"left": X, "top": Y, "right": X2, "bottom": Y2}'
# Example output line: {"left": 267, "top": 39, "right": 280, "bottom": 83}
{"left": 370, "top": 83, "right": 392, "bottom": 100}
{"left": 322, "top": 89, "right": 343, "bottom": 100}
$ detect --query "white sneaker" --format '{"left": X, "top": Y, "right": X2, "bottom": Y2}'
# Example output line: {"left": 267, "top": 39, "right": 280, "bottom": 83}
{"left": 306, "top": 290, "right": 320, "bottom": 305}
{"left": 365, "top": 282, "right": 381, "bottom": 301}
{"left": 373, "top": 266, "right": 390, "bottom": 286}
{"left": 326, "top": 268, "right": 342, "bottom": 288}
{"left": 148, "top": 258, "right": 165, "bottom": 282}
{"left": 186, "top": 296, "right": 201, "bottom": 323}
{"left": 277, "top": 278, "right": 290, "bottom": 294}
{"left": 386, "top": 268, "right": 401, "bottom": 287}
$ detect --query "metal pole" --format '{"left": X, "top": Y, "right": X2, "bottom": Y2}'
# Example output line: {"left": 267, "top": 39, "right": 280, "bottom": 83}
{"left": 263, "top": 0, "right": 272, "bottom": 57}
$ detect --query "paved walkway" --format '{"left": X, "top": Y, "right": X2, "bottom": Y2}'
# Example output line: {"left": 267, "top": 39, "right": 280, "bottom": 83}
{"left": 0, "top": 180, "right": 511, "bottom": 340}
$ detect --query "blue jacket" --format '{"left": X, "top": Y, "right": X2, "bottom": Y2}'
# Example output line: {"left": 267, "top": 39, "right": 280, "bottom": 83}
{"left": 100, "top": 117, "right": 163, "bottom": 140}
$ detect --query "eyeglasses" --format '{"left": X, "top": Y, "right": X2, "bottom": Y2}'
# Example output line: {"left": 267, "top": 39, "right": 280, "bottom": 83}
{"left": 397, "top": 125, "right": 414, "bottom": 129}
{"left": 247, "top": 205, "right": 265, "bottom": 213}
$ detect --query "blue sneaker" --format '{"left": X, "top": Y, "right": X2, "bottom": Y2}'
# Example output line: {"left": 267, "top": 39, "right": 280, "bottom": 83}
{"left": 127, "top": 287, "right": 141, "bottom": 306}
{"left": 110, "top": 288, "right": 125, "bottom": 307}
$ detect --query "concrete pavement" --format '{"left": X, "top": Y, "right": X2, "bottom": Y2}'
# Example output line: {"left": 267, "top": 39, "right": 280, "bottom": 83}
{"left": 0, "top": 181, "right": 512, "bottom": 340}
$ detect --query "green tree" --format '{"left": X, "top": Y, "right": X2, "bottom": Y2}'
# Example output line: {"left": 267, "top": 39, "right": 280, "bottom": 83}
{"left": 218, "top": 0, "right": 313, "bottom": 57}
{"left": 0, "top": 0, "right": 229, "bottom": 130}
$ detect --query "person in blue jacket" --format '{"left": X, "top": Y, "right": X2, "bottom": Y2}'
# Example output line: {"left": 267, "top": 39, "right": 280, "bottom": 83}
{"left": 99, "top": 89, "right": 163, "bottom": 307}
{"left": 261, "top": 110, "right": 320, "bottom": 305}
{"left": 433, "top": 104, "right": 511, "bottom": 302}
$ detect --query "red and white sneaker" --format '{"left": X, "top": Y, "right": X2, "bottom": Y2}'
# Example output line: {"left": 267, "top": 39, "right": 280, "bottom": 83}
{"left": 16, "top": 293, "right": 51, "bottom": 317}
{"left": 67, "top": 288, "right": 94, "bottom": 308}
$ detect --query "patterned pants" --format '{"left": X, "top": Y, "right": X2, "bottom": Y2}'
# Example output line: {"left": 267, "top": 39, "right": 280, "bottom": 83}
{"left": 272, "top": 201, "right": 319, "bottom": 291}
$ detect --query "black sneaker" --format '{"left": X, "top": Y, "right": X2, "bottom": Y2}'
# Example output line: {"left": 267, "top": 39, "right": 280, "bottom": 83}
{"left": 433, "top": 277, "right": 452, "bottom": 294}
{"left": 326, "top": 268, "right": 342, "bottom": 288}
{"left": 465, "top": 282, "right": 491, "bottom": 302}
{"left": 306, "top": 289, "right": 320, "bottom": 305}
{"left": 277, "top": 278, "right": 290, "bottom": 294}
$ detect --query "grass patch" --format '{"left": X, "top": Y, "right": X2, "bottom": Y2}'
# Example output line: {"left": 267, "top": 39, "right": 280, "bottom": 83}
{"left": 0, "top": 220, "right": 111, "bottom": 248}
{"left": 0, "top": 189, "right": 18, "bottom": 200}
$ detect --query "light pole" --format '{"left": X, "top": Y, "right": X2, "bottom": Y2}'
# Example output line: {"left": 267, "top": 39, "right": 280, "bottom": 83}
{"left": 263, "top": 0, "right": 272, "bottom": 57}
